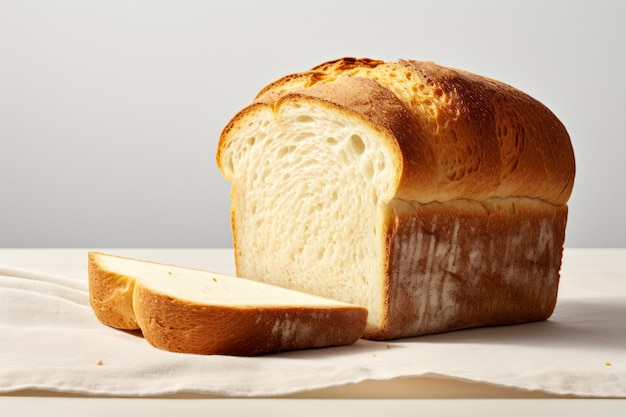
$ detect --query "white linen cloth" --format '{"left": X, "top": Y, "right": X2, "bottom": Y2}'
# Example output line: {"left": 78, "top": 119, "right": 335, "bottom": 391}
{"left": 1, "top": 249, "right": 625, "bottom": 398}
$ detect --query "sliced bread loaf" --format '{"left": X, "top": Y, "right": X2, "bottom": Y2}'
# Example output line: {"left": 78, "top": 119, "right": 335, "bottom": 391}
{"left": 88, "top": 252, "right": 368, "bottom": 355}
{"left": 216, "top": 58, "right": 575, "bottom": 339}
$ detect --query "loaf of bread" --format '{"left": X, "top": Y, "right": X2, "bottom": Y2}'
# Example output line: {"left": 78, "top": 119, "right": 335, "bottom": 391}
{"left": 88, "top": 252, "right": 368, "bottom": 355}
{"left": 217, "top": 58, "right": 575, "bottom": 340}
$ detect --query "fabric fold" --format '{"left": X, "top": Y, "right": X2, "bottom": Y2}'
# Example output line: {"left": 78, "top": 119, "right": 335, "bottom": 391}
{"left": 1, "top": 256, "right": 625, "bottom": 398}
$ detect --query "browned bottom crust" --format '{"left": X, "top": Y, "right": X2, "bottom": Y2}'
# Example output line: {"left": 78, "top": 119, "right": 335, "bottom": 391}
{"left": 371, "top": 197, "right": 567, "bottom": 340}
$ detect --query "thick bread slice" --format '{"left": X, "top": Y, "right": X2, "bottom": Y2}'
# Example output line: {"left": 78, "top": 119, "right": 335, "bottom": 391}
{"left": 216, "top": 58, "right": 575, "bottom": 339}
{"left": 88, "top": 252, "right": 368, "bottom": 355}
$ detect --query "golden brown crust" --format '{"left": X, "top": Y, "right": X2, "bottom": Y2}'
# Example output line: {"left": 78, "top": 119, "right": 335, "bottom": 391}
{"left": 221, "top": 57, "right": 575, "bottom": 206}
{"left": 88, "top": 252, "right": 138, "bottom": 330}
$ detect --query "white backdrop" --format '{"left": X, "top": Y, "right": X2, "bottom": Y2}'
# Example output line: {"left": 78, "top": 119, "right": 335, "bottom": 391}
{"left": 1, "top": 0, "right": 624, "bottom": 248}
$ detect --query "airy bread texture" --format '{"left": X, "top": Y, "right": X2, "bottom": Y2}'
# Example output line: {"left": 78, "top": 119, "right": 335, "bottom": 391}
{"left": 216, "top": 58, "right": 575, "bottom": 340}
{"left": 88, "top": 252, "right": 367, "bottom": 355}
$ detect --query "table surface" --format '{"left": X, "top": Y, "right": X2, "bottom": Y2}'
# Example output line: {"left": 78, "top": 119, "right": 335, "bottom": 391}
{"left": 1, "top": 248, "right": 625, "bottom": 416}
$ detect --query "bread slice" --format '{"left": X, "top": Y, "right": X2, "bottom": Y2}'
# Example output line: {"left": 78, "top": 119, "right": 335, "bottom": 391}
{"left": 216, "top": 58, "right": 575, "bottom": 340}
{"left": 87, "top": 252, "right": 368, "bottom": 355}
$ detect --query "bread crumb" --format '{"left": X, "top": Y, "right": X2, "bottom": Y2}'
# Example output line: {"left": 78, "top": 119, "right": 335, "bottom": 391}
{"left": 605, "top": 362, "right": 612, "bottom": 367}
{"left": 372, "top": 353, "right": 377, "bottom": 358}
{"left": 212, "top": 277, "right": 217, "bottom": 282}
{"left": 168, "top": 271, "right": 172, "bottom": 276}
{"left": 97, "top": 360, "right": 103, "bottom": 366}
{"left": 385, "top": 343, "right": 391, "bottom": 349}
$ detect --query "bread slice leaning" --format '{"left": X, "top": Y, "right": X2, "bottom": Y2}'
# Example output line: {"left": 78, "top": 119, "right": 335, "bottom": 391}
{"left": 88, "top": 252, "right": 368, "bottom": 355}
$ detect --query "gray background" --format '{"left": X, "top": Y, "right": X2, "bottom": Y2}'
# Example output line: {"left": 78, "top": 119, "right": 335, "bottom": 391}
{"left": 1, "top": 0, "right": 624, "bottom": 248}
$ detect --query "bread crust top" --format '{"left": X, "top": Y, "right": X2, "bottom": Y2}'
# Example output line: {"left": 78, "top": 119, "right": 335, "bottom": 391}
{"left": 218, "top": 58, "right": 575, "bottom": 206}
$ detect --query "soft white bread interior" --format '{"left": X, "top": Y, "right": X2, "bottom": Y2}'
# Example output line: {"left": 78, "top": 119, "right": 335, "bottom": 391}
{"left": 216, "top": 58, "right": 575, "bottom": 339}
{"left": 88, "top": 252, "right": 368, "bottom": 355}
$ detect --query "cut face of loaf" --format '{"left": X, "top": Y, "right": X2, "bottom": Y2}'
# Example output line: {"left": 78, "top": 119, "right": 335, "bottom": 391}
{"left": 217, "top": 58, "right": 575, "bottom": 339}
{"left": 88, "top": 252, "right": 367, "bottom": 355}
